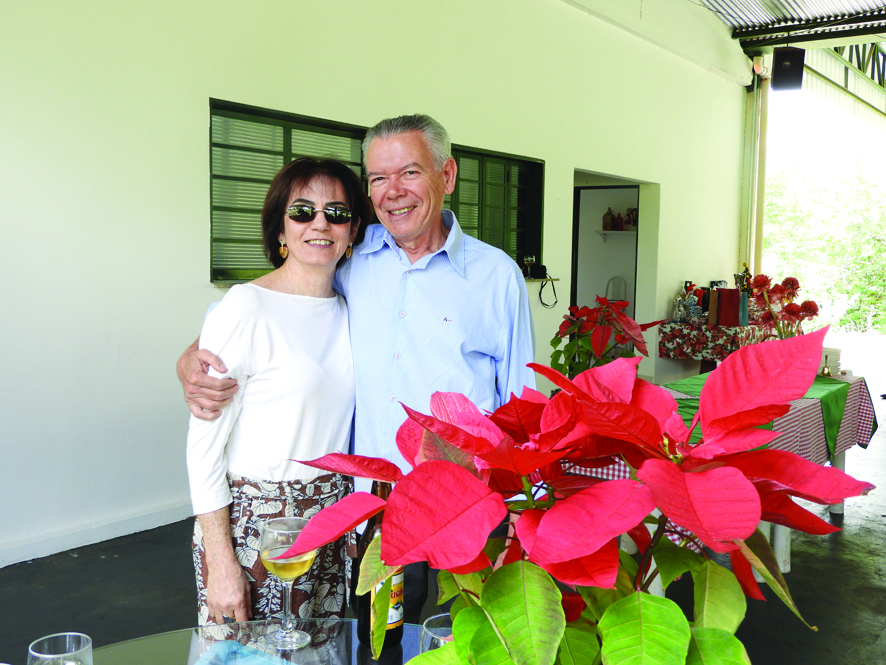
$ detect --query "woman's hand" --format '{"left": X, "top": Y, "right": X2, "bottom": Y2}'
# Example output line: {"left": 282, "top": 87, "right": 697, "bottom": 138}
{"left": 205, "top": 558, "right": 253, "bottom": 624}
{"left": 177, "top": 338, "right": 239, "bottom": 420}
{"left": 199, "top": 507, "right": 253, "bottom": 624}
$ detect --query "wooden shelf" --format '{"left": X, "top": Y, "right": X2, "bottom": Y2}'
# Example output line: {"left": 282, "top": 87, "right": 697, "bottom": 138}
{"left": 595, "top": 230, "right": 637, "bottom": 243}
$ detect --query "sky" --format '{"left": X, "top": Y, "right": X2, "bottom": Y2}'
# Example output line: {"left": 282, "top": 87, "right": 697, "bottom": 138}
{"left": 766, "top": 87, "right": 886, "bottom": 190}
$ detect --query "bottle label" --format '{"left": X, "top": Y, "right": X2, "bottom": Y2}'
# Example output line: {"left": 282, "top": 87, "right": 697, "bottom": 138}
{"left": 371, "top": 569, "right": 404, "bottom": 630}
{"left": 387, "top": 570, "right": 404, "bottom": 628}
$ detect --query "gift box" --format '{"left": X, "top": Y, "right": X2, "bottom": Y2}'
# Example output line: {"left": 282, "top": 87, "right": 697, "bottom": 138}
{"left": 717, "top": 288, "right": 741, "bottom": 326}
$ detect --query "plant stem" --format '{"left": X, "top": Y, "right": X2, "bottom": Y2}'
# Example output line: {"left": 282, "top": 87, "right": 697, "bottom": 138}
{"left": 521, "top": 476, "right": 536, "bottom": 508}
{"left": 640, "top": 567, "right": 661, "bottom": 593}
{"left": 635, "top": 515, "right": 668, "bottom": 590}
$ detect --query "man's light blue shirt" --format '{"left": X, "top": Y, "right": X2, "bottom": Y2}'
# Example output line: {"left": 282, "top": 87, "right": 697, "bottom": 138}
{"left": 335, "top": 210, "right": 536, "bottom": 483}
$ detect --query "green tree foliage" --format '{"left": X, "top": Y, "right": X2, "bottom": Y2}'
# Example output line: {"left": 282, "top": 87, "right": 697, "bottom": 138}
{"left": 764, "top": 168, "right": 886, "bottom": 333}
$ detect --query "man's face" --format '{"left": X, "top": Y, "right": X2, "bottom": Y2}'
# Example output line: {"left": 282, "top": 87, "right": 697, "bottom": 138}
{"left": 365, "top": 131, "right": 457, "bottom": 246}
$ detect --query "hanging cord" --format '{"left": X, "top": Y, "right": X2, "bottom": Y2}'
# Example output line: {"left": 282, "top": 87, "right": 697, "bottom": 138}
{"left": 538, "top": 270, "right": 558, "bottom": 309}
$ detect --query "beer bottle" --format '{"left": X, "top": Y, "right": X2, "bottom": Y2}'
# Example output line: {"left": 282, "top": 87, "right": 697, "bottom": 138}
{"left": 353, "top": 481, "right": 404, "bottom": 649}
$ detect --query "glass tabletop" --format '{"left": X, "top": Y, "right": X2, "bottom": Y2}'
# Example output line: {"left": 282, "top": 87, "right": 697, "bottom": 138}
{"left": 93, "top": 619, "right": 421, "bottom": 665}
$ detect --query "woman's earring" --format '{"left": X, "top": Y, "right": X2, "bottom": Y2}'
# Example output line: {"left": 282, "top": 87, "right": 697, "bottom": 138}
{"left": 279, "top": 239, "right": 288, "bottom": 259}
{"left": 345, "top": 243, "right": 353, "bottom": 260}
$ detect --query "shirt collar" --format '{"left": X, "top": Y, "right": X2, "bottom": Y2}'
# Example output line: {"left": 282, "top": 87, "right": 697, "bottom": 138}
{"left": 357, "top": 209, "right": 466, "bottom": 276}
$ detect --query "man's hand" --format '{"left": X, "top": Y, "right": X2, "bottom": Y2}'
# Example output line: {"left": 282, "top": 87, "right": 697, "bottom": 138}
{"left": 177, "top": 339, "right": 239, "bottom": 420}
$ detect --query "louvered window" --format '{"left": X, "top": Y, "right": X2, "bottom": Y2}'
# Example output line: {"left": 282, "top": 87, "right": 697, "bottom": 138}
{"left": 444, "top": 149, "right": 543, "bottom": 263}
{"left": 210, "top": 100, "right": 364, "bottom": 282}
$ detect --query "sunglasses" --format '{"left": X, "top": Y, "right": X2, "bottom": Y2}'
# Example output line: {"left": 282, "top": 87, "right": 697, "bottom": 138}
{"left": 286, "top": 203, "right": 352, "bottom": 224}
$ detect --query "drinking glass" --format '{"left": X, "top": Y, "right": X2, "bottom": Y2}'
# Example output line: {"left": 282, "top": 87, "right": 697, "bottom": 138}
{"left": 260, "top": 516, "right": 317, "bottom": 650}
{"left": 27, "top": 632, "right": 92, "bottom": 665}
{"left": 420, "top": 613, "right": 453, "bottom": 653}
{"left": 523, "top": 254, "right": 536, "bottom": 276}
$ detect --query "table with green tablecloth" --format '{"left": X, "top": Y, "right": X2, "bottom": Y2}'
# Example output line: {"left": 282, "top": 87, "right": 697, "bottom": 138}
{"left": 663, "top": 372, "right": 877, "bottom": 463}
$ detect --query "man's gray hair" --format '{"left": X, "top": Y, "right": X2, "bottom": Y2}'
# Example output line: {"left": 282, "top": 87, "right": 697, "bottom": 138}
{"left": 363, "top": 114, "right": 452, "bottom": 172}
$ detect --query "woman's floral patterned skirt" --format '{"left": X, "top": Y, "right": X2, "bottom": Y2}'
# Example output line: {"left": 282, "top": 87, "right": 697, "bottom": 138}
{"left": 192, "top": 472, "right": 354, "bottom": 626}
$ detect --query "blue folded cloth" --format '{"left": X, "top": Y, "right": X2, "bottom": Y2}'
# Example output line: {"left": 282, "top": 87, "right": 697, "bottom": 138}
{"left": 193, "top": 640, "right": 290, "bottom": 665}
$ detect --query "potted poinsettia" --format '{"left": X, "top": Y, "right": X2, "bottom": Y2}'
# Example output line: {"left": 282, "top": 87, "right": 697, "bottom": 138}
{"left": 550, "top": 297, "right": 665, "bottom": 378}
{"left": 283, "top": 328, "right": 872, "bottom": 664}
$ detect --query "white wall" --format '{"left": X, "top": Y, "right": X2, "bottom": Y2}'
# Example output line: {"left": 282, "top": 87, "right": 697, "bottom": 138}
{"left": 0, "top": 0, "right": 750, "bottom": 565}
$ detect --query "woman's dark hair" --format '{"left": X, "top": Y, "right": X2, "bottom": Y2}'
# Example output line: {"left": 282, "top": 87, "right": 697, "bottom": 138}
{"left": 261, "top": 157, "right": 372, "bottom": 268}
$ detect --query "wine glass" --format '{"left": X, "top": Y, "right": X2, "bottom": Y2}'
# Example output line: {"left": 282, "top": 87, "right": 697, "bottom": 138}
{"left": 419, "top": 613, "right": 453, "bottom": 653}
{"left": 523, "top": 255, "right": 536, "bottom": 275}
{"left": 28, "top": 632, "right": 92, "bottom": 665}
{"left": 260, "top": 517, "right": 317, "bottom": 651}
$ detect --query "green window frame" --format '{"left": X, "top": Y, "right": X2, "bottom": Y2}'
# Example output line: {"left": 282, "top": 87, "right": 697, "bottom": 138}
{"left": 209, "top": 100, "right": 544, "bottom": 282}
{"left": 445, "top": 148, "right": 544, "bottom": 263}
{"left": 209, "top": 100, "right": 365, "bottom": 283}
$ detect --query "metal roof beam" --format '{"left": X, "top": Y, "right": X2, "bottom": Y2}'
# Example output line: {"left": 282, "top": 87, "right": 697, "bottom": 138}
{"left": 739, "top": 22, "right": 886, "bottom": 47}
{"left": 733, "top": 8, "right": 886, "bottom": 39}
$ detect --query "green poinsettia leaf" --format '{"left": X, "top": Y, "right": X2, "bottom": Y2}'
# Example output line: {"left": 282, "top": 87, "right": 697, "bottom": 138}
{"left": 598, "top": 592, "right": 691, "bottom": 665}
{"left": 408, "top": 641, "right": 463, "bottom": 665}
{"left": 692, "top": 560, "right": 746, "bottom": 634}
{"left": 735, "top": 531, "right": 817, "bottom": 631}
{"left": 555, "top": 625, "right": 601, "bottom": 665}
{"left": 480, "top": 560, "right": 565, "bottom": 665}
{"left": 437, "top": 570, "right": 459, "bottom": 604}
{"left": 578, "top": 551, "right": 636, "bottom": 621}
{"left": 619, "top": 549, "right": 639, "bottom": 578}
{"left": 438, "top": 570, "right": 485, "bottom": 606}
{"left": 483, "top": 537, "right": 508, "bottom": 568}
{"left": 651, "top": 536, "right": 705, "bottom": 590}
{"left": 686, "top": 627, "right": 751, "bottom": 664}
{"left": 356, "top": 535, "right": 397, "bottom": 595}
{"left": 464, "top": 607, "right": 515, "bottom": 665}
{"left": 450, "top": 590, "right": 477, "bottom": 621}
{"left": 370, "top": 576, "right": 392, "bottom": 660}
{"left": 453, "top": 606, "right": 492, "bottom": 664}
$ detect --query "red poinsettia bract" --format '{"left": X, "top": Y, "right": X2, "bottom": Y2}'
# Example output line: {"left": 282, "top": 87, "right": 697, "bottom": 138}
{"left": 284, "top": 326, "right": 873, "bottom": 597}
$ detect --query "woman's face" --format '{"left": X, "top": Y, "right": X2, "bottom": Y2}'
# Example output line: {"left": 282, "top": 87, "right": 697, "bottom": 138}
{"left": 279, "top": 177, "right": 358, "bottom": 271}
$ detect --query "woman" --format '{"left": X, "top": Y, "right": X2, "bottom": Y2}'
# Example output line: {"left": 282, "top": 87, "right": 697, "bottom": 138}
{"left": 187, "top": 157, "right": 370, "bottom": 626}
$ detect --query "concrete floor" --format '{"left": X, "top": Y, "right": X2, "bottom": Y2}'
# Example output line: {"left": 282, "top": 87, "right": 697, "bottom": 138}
{"left": 2, "top": 349, "right": 883, "bottom": 663}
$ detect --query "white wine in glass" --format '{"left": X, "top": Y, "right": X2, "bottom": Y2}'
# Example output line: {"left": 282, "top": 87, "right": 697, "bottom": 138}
{"left": 261, "top": 546, "right": 316, "bottom": 580}
{"left": 259, "top": 517, "right": 317, "bottom": 650}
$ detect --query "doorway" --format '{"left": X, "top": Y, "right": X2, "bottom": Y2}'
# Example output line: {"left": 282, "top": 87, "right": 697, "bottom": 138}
{"left": 571, "top": 185, "right": 639, "bottom": 317}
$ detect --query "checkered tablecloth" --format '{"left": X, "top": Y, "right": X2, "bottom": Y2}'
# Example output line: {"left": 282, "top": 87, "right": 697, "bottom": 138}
{"left": 566, "top": 374, "right": 876, "bottom": 480}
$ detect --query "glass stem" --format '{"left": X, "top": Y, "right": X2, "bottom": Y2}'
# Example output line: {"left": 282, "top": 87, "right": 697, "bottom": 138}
{"left": 281, "top": 579, "right": 295, "bottom": 636}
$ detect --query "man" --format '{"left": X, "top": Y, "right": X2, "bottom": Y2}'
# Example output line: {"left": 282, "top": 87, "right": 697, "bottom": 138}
{"left": 178, "top": 114, "right": 536, "bottom": 622}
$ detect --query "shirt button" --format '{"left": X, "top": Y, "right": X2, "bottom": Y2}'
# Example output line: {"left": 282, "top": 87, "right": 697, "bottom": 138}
{"left": 407, "top": 270, "right": 412, "bottom": 275}
{"left": 390, "top": 395, "right": 396, "bottom": 402}
{"left": 399, "top": 311, "right": 406, "bottom": 318}
{"left": 394, "top": 353, "right": 401, "bottom": 360}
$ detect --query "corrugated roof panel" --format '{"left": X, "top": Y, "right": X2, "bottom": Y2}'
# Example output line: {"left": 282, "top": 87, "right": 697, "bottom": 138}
{"left": 699, "top": 0, "right": 886, "bottom": 32}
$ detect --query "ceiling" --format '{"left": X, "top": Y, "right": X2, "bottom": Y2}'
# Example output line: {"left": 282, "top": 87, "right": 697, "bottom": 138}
{"left": 697, "top": 0, "right": 886, "bottom": 47}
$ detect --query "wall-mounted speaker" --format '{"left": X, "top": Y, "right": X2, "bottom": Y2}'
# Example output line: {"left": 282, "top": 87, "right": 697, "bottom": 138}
{"left": 771, "top": 47, "right": 805, "bottom": 91}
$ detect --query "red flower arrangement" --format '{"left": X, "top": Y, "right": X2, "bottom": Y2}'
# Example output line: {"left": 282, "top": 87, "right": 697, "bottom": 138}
{"left": 752, "top": 274, "right": 819, "bottom": 339}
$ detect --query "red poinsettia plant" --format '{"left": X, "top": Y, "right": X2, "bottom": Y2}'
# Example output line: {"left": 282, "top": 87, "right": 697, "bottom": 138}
{"left": 751, "top": 274, "right": 820, "bottom": 340}
{"left": 550, "top": 296, "right": 666, "bottom": 378}
{"left": 282, "top": 328, "right": 871, "bottom": 664}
